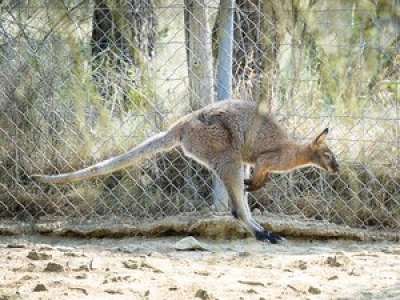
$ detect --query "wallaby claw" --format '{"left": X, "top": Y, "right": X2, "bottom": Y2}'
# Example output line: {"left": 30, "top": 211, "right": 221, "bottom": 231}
{"left": 255, "top": 230, "right": 284, "bottom": 244}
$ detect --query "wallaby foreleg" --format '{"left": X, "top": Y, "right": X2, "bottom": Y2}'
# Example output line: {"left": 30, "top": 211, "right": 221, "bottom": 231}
{"left": 216, "top": 160, "right": 282, "bottom": 244}
{"left": 244, "top": 152, "right": 281, "bottom": 192}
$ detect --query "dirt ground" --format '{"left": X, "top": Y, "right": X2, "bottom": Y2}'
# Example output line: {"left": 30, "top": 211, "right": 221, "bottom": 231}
{"left": 0, "top": 235, "right": 399, "bottom": 300}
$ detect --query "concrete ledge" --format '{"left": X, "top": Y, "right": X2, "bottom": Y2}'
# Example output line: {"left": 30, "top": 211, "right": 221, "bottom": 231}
{"left": 0, "top": 215, "right": 399, "bottom": 241}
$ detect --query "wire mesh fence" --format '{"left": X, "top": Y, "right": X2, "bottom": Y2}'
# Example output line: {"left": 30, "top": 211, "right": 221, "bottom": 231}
{"left": 0, "top": 0, "right": 399, "bottom": 237}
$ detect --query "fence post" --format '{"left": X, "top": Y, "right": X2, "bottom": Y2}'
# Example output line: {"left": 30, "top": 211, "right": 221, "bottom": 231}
{"left": 216, "top": 0, "right": 234, "bottom": 100}
{"left": 213, "top": 0, "right": 235, "bottom": 211}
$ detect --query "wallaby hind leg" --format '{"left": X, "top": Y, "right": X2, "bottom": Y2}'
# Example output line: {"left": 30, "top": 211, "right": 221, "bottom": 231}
{"left": 216, "top": 160, "right": 283, "bottom": 244}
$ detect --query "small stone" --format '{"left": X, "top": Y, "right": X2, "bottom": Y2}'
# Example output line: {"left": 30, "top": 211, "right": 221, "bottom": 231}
{"left": 38, "top": 246, "right": 53, "bottom": 251}
{"left": 283, "top": 268, "right": 293, "bottom": 272}
{"left": 326, "top": 256, "right": 342, "bottom": 267}
{"left": 194, "top": 271, "right": 210, "bottom": 276}
{"left": 328, "top": 275, "right": 338, "bottom": 281}
{"left": 33, "top": 283, "right": 47, "bottom": 292}
{"left": 287, "top": 284, "right": 300, "bottom": 292}
{"left": 0, "top": 296, "right": 22, "bottom": 300}
{"left": 69, "top": 287, "right": 88, "bottom": 295}
{"left": 308, "top": 286, "right": 321, "bottom": 295}
{"left": 238, "top": 280, "right": 265, "bottom": 287}
{"left": 123, "top": 260, "right": 140, "bottom": 269}
{"left": 110, "top": 276, "right": 124, "bottom": 282}
{"left": 44, "top": 262, "right": 64, "bottom": 272}
{"left": 253, "top": 208, "right": 262, "bottom": 216}
{"left": 75, "top": 273, "right": 88, "bottom": 279}
{"left": 144, "top": 290, "right": 150, "bottom": 297}
{"left": 348, "top": 269, "right": 360, "bottom": 276}
{"left": 7, "top": 244, "right": 26, "bottom": 249}
{"left": 27, "top": 250, "right": 51, "bottom": 261}
{"left": 12, "top": 263, "right": 36, "bottom": 272}
{"left": 141, "top": 260, "right": 163, "bottom": 273}
{"left": 114, "top": 247, "right": 135, "bottom": 253}
{"left": 287, "top": 283, "right": 308, "bottom": 294}
{"left": 75, "top": 265, "right": 90, "bottom": 272}
{"left": 64, "top": 252, "right": 81, "bottom": 257}
{"left": 295, "top": 260, "right": 307, "bottom": 270}
{"left": 104, "top": 289, "right": 123, "bottom": 295}
{"left": 238, "top": 251, "right": 251, "bottom": 257}
{"left": 195, "top": 289, "right": 211, "bottom": 300}
{"left": 326, "top": 255, "right": 352, "bottom": 267}
{"left": 175, "top": 237, "right": 209, "bottom": 251}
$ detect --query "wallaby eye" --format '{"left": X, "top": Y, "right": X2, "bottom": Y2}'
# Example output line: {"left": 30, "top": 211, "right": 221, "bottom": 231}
{"left": 323, "top": 152, "right": 332, "bottom": 159}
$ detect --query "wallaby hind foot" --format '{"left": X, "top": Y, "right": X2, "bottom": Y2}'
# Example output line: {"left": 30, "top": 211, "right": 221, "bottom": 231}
{"left": 255, "top": 230, "right": 284, "bottom": 244}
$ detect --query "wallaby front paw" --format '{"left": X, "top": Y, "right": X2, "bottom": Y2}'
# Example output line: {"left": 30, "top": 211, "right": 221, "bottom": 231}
{"left": 244, "top": 179, "right": 262, "bottom": 192}
{"left": 255, "top": 230, "right": 283, "bottom": 244}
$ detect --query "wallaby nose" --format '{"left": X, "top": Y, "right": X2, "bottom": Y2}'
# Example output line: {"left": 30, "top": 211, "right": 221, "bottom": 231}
{"left": 331, "top": 162, "right": 340, "bottom": 174}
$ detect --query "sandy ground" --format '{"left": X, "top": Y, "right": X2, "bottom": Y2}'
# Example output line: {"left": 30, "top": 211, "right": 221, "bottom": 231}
{"left": 0, "top": 235, "right": 399, "bottom": 300}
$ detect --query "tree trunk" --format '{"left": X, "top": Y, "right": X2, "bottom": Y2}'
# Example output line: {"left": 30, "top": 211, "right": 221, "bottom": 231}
{"left": 184, "top": 0, "right": 224, "bottom": 210}
{"left": 91, "top": 0, "right": 156, "bottom": 114}
{"left": 184, "top": 0, "right": 214, "bottom": 110}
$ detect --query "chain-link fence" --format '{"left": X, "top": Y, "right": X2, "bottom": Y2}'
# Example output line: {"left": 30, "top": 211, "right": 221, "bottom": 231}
{"left": 0, "top": 0, "right": 399, "bottom": 238}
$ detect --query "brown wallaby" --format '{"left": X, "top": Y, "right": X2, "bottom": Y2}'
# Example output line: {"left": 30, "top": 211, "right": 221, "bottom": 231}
{"left": 33, "top": 100, "right": 339, "bottom": 243}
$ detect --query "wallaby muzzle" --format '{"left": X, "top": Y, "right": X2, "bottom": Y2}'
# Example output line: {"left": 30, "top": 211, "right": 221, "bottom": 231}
{"left": 329, "top": 160, "right": 340, "bottom": 174}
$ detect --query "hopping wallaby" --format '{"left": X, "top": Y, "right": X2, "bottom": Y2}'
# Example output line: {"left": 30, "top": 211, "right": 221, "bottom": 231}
{"left": 33, "top": 100, "right": 339, "bottom": 243}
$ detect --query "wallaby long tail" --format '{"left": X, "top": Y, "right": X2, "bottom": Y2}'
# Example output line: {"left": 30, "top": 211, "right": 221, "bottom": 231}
{"left": 32, "top": 129, "right": 180, "bottom": 184}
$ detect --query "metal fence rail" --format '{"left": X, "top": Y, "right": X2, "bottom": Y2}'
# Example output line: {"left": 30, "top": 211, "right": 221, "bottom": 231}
{"left": 0, "top": 0, "right": 399, "bottom": 236}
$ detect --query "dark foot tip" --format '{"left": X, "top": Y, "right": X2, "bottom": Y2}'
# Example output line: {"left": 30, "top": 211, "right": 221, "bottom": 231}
{"left": 231, "top": 210, "right": 238, "bottom": 219}
{"left": 255, "top": 230, "right": 283, "bottom": 244}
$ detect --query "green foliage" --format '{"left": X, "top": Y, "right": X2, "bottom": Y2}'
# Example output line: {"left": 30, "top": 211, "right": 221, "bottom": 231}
{"left": 127, "top": 84, "right": 155, "bottom": 111}
{"left": 275, "top": 0, "right": 398, "bottom": 117}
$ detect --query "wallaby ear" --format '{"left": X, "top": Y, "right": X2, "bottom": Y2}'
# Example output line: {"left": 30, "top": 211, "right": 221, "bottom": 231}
{"left": 313, "top": 128, "right": 329, "bottom": 145}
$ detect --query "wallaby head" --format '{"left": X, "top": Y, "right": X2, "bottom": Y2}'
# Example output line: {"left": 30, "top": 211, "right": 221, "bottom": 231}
{"left": 309, "top": 128, "right": 339, "bottom": 174}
